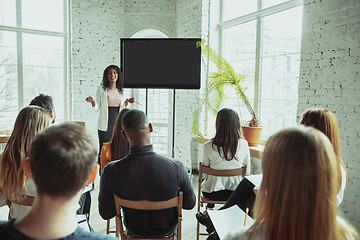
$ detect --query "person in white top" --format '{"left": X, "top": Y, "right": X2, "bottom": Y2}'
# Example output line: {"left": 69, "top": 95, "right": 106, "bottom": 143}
{"left": 86, "top": 65, "right": 134, "bottom": 167}
{"left": 224, "top": 126, "right": 358, "bottom": 240}
{"left": 201, "top": 108, "right": 250, "bottom": 209}
{"left": 0, "top": 106, "right": 51, "bottom": 219}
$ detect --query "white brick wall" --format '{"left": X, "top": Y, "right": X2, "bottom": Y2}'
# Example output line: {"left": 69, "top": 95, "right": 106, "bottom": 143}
{"left": 70, "top": 0, "right": 125, "bottom": 141}
{"left": 174, "top": 0, "right": 210, "bottom": 168}
{"left": 298, "top": 0, "right": 360, "bottom": 230}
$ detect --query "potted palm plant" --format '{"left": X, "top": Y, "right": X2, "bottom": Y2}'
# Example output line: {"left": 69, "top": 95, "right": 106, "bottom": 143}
{"left": 192, "top": 40, "right": 262, "bottom": 146}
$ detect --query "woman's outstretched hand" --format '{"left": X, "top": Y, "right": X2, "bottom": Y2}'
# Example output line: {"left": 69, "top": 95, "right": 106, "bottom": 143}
{"left": 124, "top": 97, "right": 135, "bottom": 107}
{"left": 86, "top": 96, "right": 96, "bottom": 107}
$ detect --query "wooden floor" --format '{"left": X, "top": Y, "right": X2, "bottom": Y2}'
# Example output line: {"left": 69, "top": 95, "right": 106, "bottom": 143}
{"left": 0, "top": 172, "right": 208, "bottom": 240}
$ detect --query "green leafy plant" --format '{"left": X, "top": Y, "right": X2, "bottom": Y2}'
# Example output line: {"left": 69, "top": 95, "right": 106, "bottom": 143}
{"left": 192, "top": 39, "right": 260, "bottom": 137}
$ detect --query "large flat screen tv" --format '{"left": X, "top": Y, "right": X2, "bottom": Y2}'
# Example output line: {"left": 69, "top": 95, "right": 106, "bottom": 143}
{"left": 121, "top": 38, "right": 201, "bottom": 89}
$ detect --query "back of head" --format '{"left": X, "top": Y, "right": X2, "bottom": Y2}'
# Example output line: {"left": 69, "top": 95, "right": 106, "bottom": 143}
{"left": 29, "top": 94, "right": 54, "bottom": 114}
{"left": 300, "top": 108, "right": 339, "bottom": 157}
{"left": 29, "top": 122, "right": 97, "bottom": 199}
{"left": 254, "top": 126, "right": 338, "bottom": 240}
{"left": 121, "top": 109, "right": 148, "bottom": 134}
{"left": 0, "top": 106, "right": 51, "bottom": 200}
{"left": 212, "top": 108, "right": 242, "bottom": 161}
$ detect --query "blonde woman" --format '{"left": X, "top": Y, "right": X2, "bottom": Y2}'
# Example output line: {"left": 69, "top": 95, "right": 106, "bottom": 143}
{"left": 300, "top": 108, "right": 349, "bottom": 205}
{"left": 225, "top": 126, "right": 358, "bottom": 240}
{"left": 0, "top": 106, "right": 51, "bottom": 219}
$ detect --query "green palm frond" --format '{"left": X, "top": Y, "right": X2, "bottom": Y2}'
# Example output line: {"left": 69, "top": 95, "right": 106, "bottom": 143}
{"left": 192, "top": 40, "right": 259, "bottom": 136}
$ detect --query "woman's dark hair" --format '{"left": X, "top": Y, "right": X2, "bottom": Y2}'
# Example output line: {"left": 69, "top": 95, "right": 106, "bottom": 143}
{"left": 212, "top": 108, "right": 243, "bottom": 161}
{"left": 110, "top": 108, "right": 130, "bottom": 160}
{"left": 102, "top": 65, "right": 123, "bottom": 93}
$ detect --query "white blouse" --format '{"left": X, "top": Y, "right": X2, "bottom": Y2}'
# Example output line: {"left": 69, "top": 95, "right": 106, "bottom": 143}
{"left": 201, "top": 139, "right": 250, "bottom": 193}
{"left": 9, "top": 179, "right": 36, "bottom": 219}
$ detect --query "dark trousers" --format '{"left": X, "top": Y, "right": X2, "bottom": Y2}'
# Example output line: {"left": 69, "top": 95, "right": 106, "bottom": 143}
{"left": 202, "top": 190, "right": 233, "bottom": 209}
{"left": 221, "top": 177, "right": 256, "bottom": 217}
{"left": 98, "top": 107, "right": 119, "bottom": 168}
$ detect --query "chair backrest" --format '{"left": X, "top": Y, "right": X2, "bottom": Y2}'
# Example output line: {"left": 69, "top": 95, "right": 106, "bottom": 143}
{"left": 8, "top": 195, "right": 35, "bottom": 206}
{"left": 7, "top": 195, "right": 35, "bottom": 220}
{"left": 114, "top": 191, "right": 183, "bottom": 240}
{"left": 197, "top": 162, "right": 247, "bottom": 206}
{"left": 199, "top": 162, "right": 247, "bottom": 178}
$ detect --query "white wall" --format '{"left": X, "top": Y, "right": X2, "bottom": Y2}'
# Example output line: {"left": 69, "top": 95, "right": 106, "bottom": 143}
{"left": 298, "top": 0, "right": 360, "bottom": 230}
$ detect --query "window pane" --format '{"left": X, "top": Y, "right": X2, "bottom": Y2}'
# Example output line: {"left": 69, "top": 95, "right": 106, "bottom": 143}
{"left": 262, "top": 0, "right": 289, "bottom": 9}
{"left": 222, "top": 0, "right": 257, "bottom": 22}
{"left": 0, "top": 31, "right": 18, "bottom": 130}
{"left": 147, "top": 89, "right": 172, "bottom": 155}
{"left": 22, "top": 0, "right": 64, "bottom": 32}
{"left": 22, "top": 34, "right": 64, "bottom": 122}
{"left": 151, "top": 126, "right": 169, "bottom": 155}
{"left": 147, "top": 89, "right": 170, "bottom": 124}
{"left": 222, "top": 21, "right": 257, "bottom": 124}
{"left": 259, "top": 6, "right": 303, "bottom": 139}
{"left": 0, "top": 0, "right": 16, "bottom": 27}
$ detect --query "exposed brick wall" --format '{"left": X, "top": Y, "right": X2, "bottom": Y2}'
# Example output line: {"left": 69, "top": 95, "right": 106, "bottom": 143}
{"left": 123, "top": 0, "right": 177, "bottom": 38}
{"left": 70, "top": 0, "right": 125, "bottom": 140}
{"left": 174, "top": 0, "right": 209, "bottom": 168}
{"left": 298, "top": 0, "right": 360, "bottom": 230}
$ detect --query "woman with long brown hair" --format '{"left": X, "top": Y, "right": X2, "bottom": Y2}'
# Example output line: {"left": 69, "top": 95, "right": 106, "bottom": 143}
{"left": 100, "top": 108, "right": 130, "bottom": 172}
{"left": 300, "top": 108, "right": 349, "bottom": 204}
{"left": 0, "top": 106, "right": 51, "bottom": 219}
{"left": 201, "top": 108, "right": 250, "bottom": 209}
{"left": 225, "top": 126, "right": 358, "bottom": 240}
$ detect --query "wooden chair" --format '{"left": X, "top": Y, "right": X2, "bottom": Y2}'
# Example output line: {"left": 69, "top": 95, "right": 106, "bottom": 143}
{"left": 7, "top": 195, "right": 35, "bottom": 220}
{"left": 196, "top": 163, "right": 247, "bottom": 240}
{"left": 113, "top": 192, "right": 183, "bottom": 240}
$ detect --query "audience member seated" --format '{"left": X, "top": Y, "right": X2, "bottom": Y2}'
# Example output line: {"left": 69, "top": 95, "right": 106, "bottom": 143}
{"left": 197, "top": 108, "right": 351, "bottom": 239}
{"left": 29, "top": 93, "right": 92, "bottom": 219}
{"left": 100, "top": 108, "right": 130, "bottom": 173}
{"left": 224, "top": 126, "right": 358, "bottom": 240}
{"left": 29, "top": 93, "right": 56, "bottom": 123}
{"left": 0, "top": 106, "right": 51, "bottom": 219}
{"left": 98, "top": 109, "right": 196, "bottom": 238}
{"left": 200, "top": 108, "right": 250, "bottom": 210}
{"left": 0, "top": 122, "right": 117, "bottom": 240}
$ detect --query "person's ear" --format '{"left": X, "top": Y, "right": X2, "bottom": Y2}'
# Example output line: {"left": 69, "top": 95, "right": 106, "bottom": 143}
{"left": 24, "top": 158, "right": 33, "bottom": 179}
{"left": 149, "top": 123, "right": 153, "bottom": 133}
{"left": 121, "top": 130, "right": 127, "bottom": 140}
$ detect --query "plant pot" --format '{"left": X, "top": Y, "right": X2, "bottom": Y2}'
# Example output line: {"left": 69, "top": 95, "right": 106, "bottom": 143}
{"left": 241, "top": 126, "right": 263, "bottom": 147}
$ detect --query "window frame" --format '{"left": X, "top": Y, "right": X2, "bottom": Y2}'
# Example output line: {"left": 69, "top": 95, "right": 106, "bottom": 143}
{"left": 218, "top": 0, "right": 303, "bottom": 117}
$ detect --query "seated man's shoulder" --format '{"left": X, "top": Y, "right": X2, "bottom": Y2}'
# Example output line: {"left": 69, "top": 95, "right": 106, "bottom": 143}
{"left": 0, "top": 220, "right": 16, "bottom": 238}
{"left": 160, "top": 155, "right": 185, "bottom": 169}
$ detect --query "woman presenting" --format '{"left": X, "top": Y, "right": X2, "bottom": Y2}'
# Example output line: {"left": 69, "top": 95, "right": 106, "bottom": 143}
{"left": 86, "top": 65, "right": 134, "bottom": 167}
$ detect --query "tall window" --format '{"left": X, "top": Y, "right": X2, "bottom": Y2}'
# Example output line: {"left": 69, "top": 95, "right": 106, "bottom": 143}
{"left": 0, "top": 0, "right": 67, "bottom": 130}
{"left": 216, "top": 0, "right": 303, "bottom": 139}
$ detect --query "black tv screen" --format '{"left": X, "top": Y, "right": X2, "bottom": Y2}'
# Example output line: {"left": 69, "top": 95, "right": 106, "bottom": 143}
{"left": 121, "top": 38, "right": 201, "bottom": 89}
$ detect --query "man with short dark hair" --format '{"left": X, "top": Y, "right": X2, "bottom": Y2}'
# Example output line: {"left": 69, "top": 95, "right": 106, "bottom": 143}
{"left": 0, "top": 123, "right": 116, "bottom": 240}
{"left": 99, "top": 109, "right": 196, "bottom": 237}
{"left": 29, "top": 93, "right": 56, "bottom": 123}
